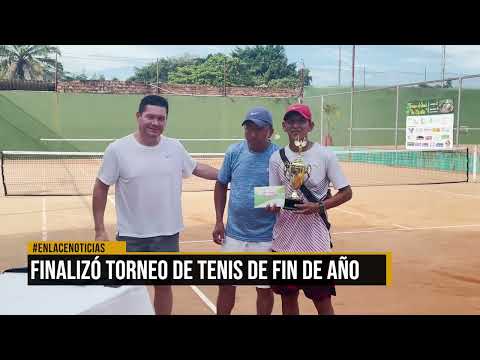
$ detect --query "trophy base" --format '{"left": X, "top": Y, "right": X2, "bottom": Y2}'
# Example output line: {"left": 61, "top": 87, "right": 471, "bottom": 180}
{"left": 283, "top": 198, "right": 303, "bottom": 211}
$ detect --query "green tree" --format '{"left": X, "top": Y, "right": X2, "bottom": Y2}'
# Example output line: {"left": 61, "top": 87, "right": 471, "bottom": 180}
{"left": 127, "top": 45, "right": 311, "bottom": 89}
{"left": 299, "top": 68, "right": 313, "bottom": 87}
{"left": 168, "top": 53, "right": 240, "bottom": 87}
{"left": 267, "top": 78, "right": 299, "bottom": 88}
{"left": 418, "top": 79, "right": 453, "bottom": 88}
{"left": 230, "top": 45, "right": 309, "bottom": 87}
{"left": 127, "top": 55, "right": 203, "bottom": 83}
{"left": 0, "top": 45, "right": 62, "bottom": 81}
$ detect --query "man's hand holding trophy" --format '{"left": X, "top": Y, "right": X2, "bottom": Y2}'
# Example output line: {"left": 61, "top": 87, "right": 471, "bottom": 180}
{"left": 283, "top": 136, "right": 311, "bottom": 210}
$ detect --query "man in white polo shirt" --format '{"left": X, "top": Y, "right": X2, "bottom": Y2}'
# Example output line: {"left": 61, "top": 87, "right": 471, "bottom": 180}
{"left": 92, "top": 95, "right": 218, "bottom": 315}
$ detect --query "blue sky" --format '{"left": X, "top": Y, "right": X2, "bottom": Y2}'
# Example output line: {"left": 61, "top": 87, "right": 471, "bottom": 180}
{"left": 56, "top": 45, "right": 480, "bottom": 87}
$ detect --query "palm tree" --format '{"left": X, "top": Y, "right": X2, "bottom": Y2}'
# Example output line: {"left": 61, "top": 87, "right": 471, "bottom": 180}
{"left": 0, "top": 45, "right": 61, "bottom": 81}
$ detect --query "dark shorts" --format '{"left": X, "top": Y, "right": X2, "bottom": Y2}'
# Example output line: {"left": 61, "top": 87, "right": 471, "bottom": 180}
{"left": 116, "top": 233, "right": 179, "bottom": 252}
{"left": 270, "top": 250, "right": 335, "bottom": 301}
{"left": 271, "top": 284, "right": 336, "bottom": 301}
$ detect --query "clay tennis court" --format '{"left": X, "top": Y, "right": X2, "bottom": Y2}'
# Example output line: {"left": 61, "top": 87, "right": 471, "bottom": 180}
{"left": 1, "top": 167, "right": 479, "bottom": 314}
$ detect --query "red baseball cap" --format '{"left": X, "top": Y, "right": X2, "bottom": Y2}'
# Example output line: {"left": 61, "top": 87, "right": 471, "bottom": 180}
{"left": 284, "top": 103, "right": 312, "bottom": 122}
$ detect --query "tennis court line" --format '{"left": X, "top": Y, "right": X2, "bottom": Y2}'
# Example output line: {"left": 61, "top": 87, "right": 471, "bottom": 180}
{"left": 190, "top": 286, "right": 217, "bottom": 314}
{"left": 333, "top": 223, "right": 480, "bottom": 234}
{"left": 333, "top": 207, "right": 368, "bottom": 218}
{"left": 180, "top": 223, "right": 480, "bottom": 243}
{"left": 333, "top": 207, "right": 412, "bottom": 230}
{"left": 392, "top": 223, "right": 412, "bottom": 230}
{"left": 106, "top": 195, "right": 217, "bottom": 314}
{"left": 420, "top": 189, "right": 480, "bottom": 200}
{"left": 182, "top": 239, "right": 216, "bottom": 244}
{"left": 42, "top": 198, "right": 47, "bottom": 241}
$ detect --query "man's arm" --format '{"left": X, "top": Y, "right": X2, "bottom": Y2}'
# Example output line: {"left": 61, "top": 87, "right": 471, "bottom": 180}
{"left": 294, "top": 150, "right": 353, "bottom": 215}
{"left": 92, "top": 178, "right": 110, "bottom": 241}
{"left": 294, "top": 186, "right": 353, "bottom": 215}
{"left": 212, "top": 181, "right": 228, "bottom": 245}
{"left": 192, "top": 162, "right": 218, "bottom": 180}
{"left": 324, "top": 151, "right": 352, "bottom": 210}
{"left": 324, "top": 185, "right": 352, "bottom": 210}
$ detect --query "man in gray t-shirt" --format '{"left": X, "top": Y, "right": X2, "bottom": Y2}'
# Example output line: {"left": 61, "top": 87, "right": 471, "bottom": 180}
{"left": 93, "top": 95, "right": 218, "bottom": 315}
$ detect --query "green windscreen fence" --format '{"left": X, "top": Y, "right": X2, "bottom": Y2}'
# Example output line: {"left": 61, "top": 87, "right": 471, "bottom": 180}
{"left": 0, "top": 91, "right": 297, "bottom": 153}
{"left": 304, "top": 93, "right": 351, "bottom": 148}
{"left": 303, "top": 81, "right": 480, "bottom": 148}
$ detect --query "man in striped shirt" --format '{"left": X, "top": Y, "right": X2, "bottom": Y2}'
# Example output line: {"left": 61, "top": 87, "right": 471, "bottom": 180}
{"left": 267, "top": 103, "right": 353, "bottom": 315}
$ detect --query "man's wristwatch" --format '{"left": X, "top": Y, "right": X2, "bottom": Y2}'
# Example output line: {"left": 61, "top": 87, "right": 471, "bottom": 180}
{"left": 318, "top": 201, "right": 326, "bottom": 214}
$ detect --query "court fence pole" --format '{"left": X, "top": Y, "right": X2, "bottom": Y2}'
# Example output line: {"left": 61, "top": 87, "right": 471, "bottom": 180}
{"left": 320, "top": 95, "right": 324, "bottom": 145}
{"left": 349, "top": 88, "right": 353, "bottom": 150}
{"left": 456, "top": 77, "right": 462, "bottom": 146}
{"left": 1, "top": 151, "right": 8, "bottom": 196}
{"left": 395, "top": 85, "right": 399, "bottom": 151}
{"left": 349, "top": 45, "right": 355, "bottom": 151}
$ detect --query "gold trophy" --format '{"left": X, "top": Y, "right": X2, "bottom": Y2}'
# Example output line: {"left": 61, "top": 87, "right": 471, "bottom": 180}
{"left": 283, "top": 137, "right": 311, "bottom": 210}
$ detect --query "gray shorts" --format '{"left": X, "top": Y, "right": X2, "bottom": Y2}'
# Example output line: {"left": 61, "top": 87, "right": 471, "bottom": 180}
{"left": 116, "top": 233, "right": 179, "bottom": 252}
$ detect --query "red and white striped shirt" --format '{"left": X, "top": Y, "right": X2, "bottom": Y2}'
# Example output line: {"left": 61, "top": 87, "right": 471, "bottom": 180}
{"left": 269, "top": 143, "right": 350, "bottom": 252}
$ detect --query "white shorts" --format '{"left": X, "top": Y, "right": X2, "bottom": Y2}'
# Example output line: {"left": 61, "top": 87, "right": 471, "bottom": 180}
{"left": 221, "top": 236, "right": 272, "bottom": 289}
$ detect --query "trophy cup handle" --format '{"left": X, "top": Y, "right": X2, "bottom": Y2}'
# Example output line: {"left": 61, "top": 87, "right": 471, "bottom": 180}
{"left": 283, "top": 162, "right": 290, "bottom": 178}
{"left": 304, "top": 164, "right": 312, "bottom": 182}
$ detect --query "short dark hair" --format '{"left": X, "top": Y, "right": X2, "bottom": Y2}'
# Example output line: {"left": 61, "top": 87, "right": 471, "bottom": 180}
{"left": 138, "top": 95, "right": 169, "bottom": 114}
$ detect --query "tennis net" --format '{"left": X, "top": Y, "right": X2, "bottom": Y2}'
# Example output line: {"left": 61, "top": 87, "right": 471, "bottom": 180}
{"left": 0, "top": 148, "right": 470, "bottom": 196}
{"left": 1, "top": 151, "right": 224, "bottom": 196}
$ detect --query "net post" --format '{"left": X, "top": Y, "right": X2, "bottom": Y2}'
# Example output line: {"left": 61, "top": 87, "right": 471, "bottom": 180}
{"left": 473, "top": 145, "right": 478, "bottom": 182}
{"left": 466, "top": 147, "right": 469, "bottom": 182}
{"left": 1, "top": 151, "right": 7, "bottom": 196}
